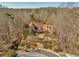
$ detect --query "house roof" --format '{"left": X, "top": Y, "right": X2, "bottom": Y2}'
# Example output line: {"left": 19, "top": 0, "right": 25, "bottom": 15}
{"left": 33, "top": 22, "right": 44, "bottom": 29}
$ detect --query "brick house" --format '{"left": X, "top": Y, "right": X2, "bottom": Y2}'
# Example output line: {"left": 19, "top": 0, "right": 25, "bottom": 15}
{"left": 29, "top": 21, "right": 51, "bottom": 33}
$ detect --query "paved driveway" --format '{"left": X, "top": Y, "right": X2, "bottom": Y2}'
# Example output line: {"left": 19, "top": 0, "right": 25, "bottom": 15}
{"left": 17, "top": 48, "right": 60, "bottom": 57}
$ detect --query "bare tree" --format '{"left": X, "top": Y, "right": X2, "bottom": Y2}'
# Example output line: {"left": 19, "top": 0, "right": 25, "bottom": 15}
{"left": 59, "top": 2, "right": 79, "bottom": 8}
{"left": 0, "top": 4, "right": 7, "bottom": 8}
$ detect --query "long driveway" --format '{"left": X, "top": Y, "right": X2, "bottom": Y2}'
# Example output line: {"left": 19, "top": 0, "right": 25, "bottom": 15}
{"left": 17, "top": 48, "right": 60, "bottom": 57}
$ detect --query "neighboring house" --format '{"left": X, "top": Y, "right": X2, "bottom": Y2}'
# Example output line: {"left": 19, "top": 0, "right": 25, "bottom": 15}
{"left": 29, "top": 21, "right": 51, "bottom": 33}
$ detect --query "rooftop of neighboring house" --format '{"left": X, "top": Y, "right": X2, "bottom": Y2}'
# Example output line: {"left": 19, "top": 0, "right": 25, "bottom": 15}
{"left": 32, "top": 21, "right": 45, "bottom": 29}
{"left": 29, "top": 21, "right": 52, "bottom": 33}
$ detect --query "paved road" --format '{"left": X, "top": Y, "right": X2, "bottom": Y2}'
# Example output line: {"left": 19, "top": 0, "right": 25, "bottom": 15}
{"left": 17, "top": 48, "right": 60, "bottom": 57}
{"left": 17, "top": 48, "right": 79, "bottom": 57}
{"left": 25, "top": 51, "right": 48, "bottom": 57}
